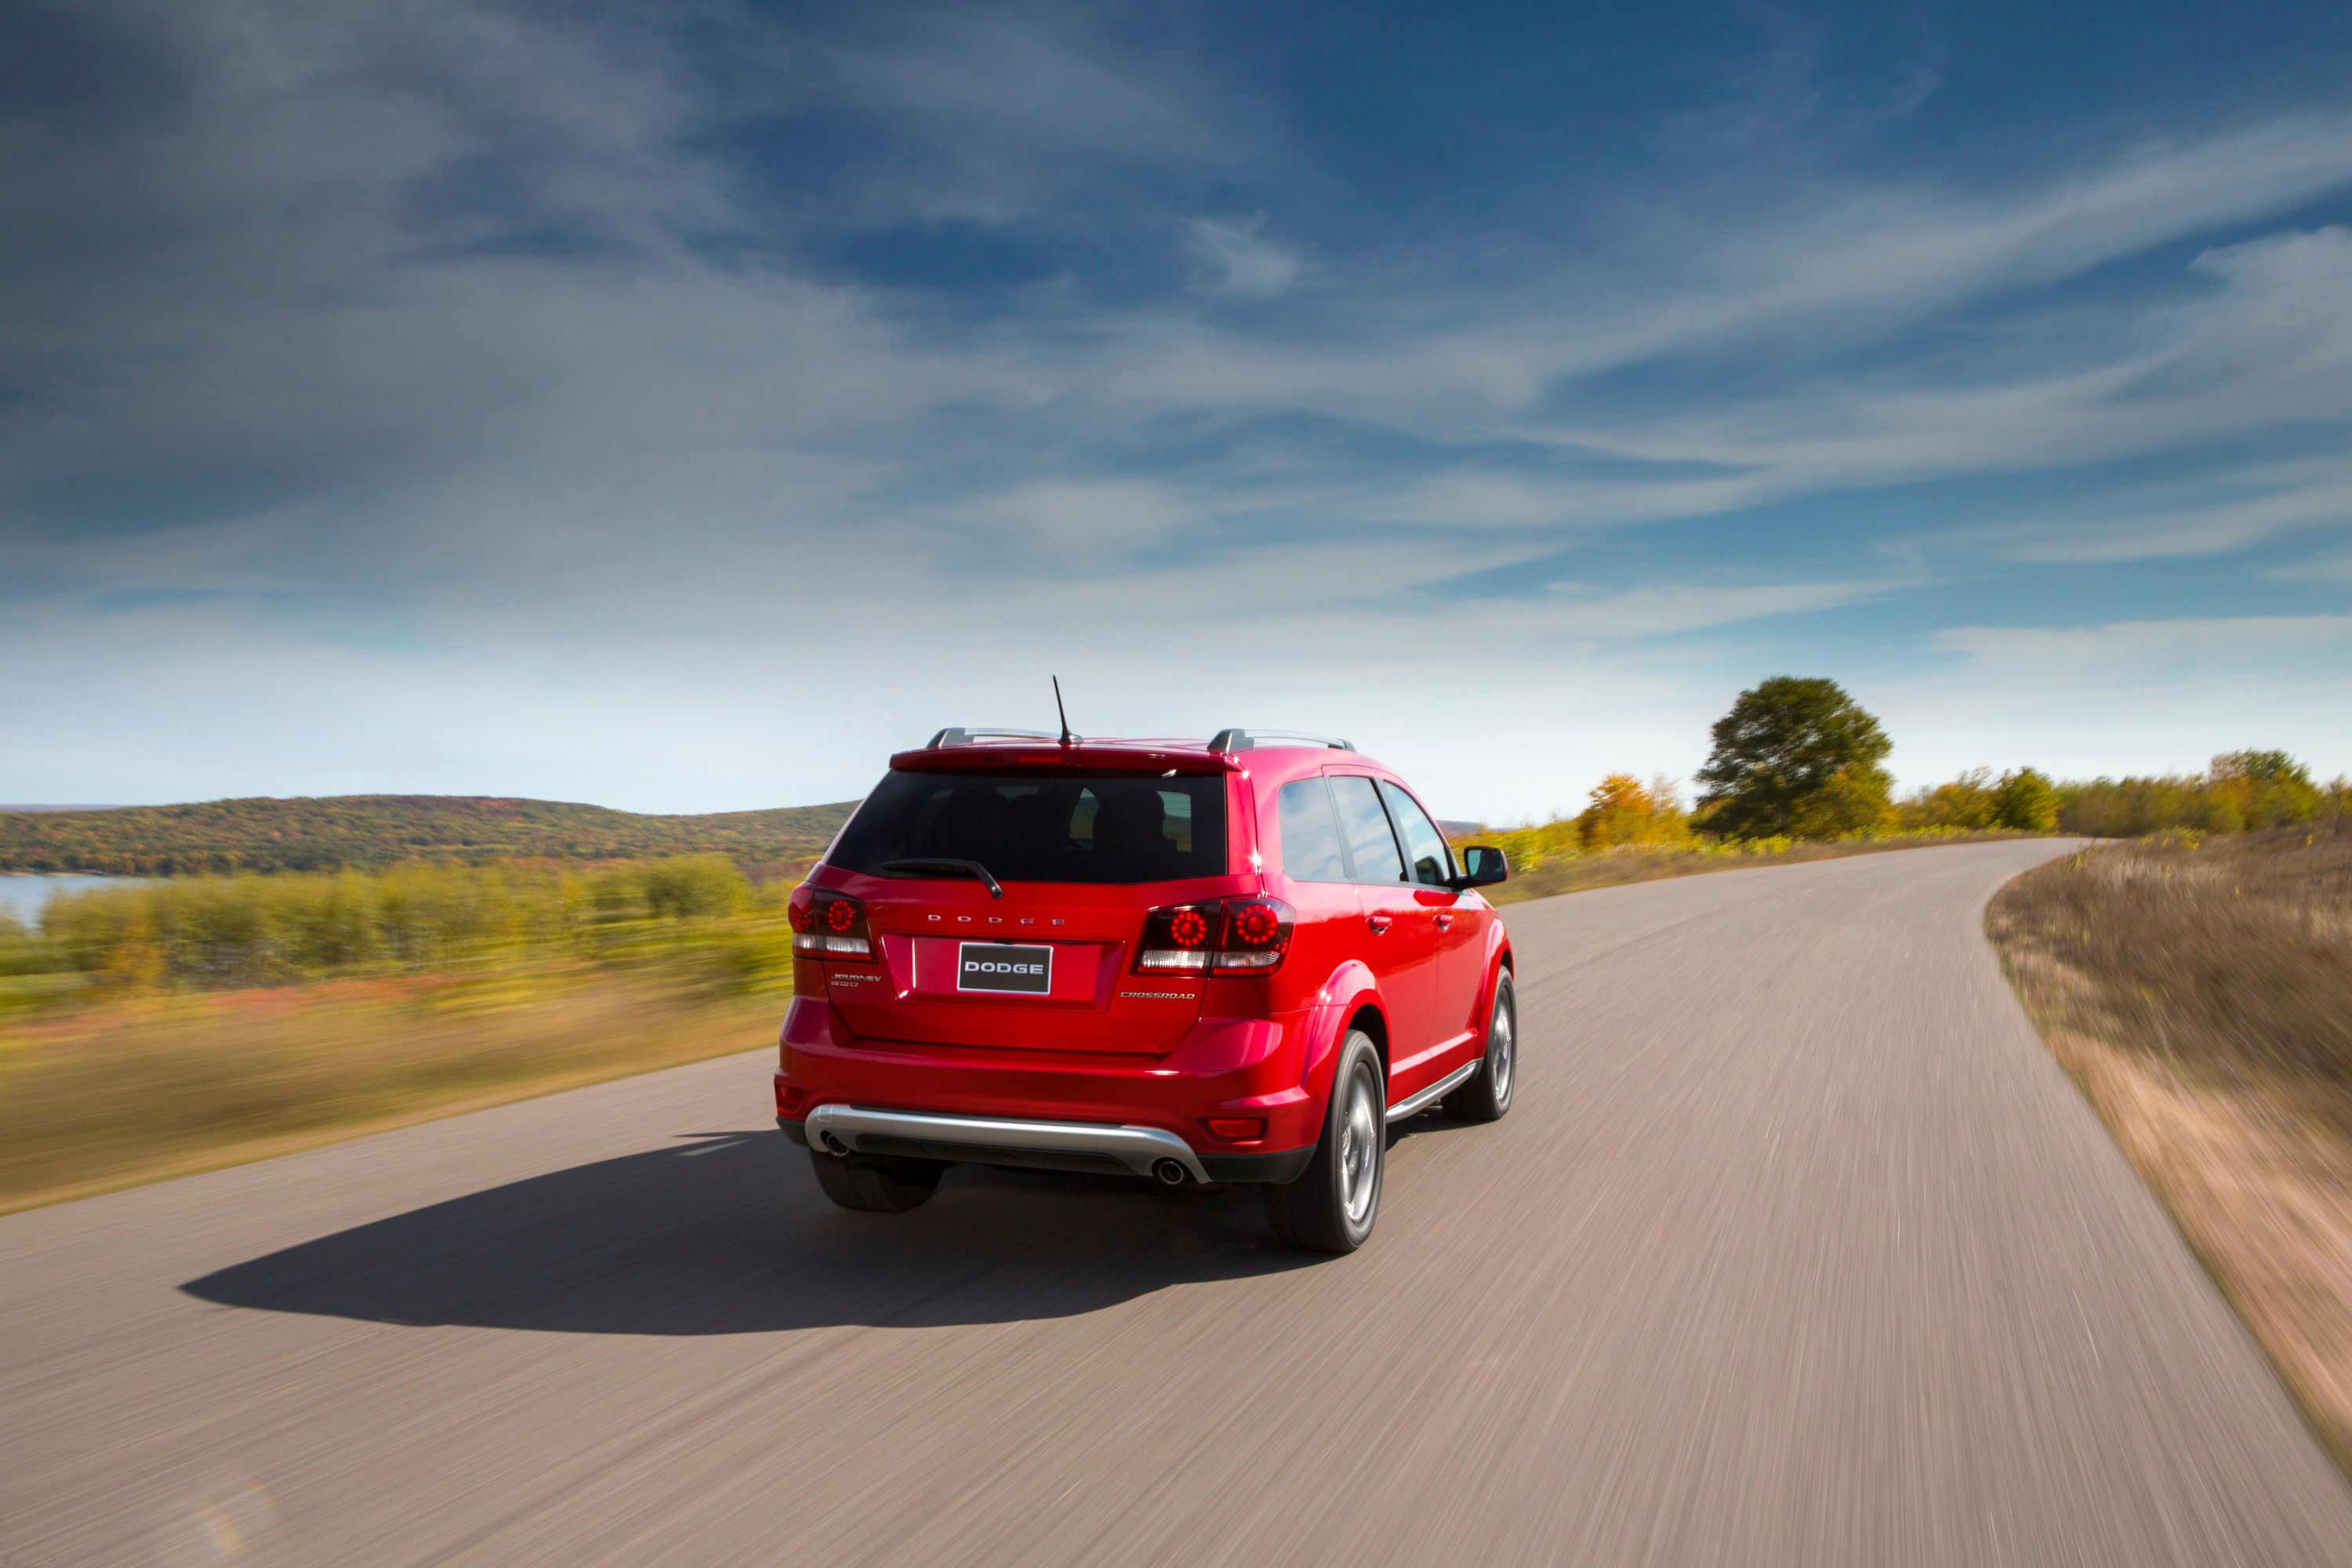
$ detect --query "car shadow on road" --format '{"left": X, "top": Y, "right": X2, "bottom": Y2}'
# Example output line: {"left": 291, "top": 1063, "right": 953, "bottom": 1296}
{"left": 180, "top": 1131, "right": 1323, "bottom": 1336}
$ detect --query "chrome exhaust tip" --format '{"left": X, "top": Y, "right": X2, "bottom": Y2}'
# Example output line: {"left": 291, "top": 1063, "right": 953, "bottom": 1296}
{"left": 1152, "top": 1159, "right": 1187, "bottom": 1186}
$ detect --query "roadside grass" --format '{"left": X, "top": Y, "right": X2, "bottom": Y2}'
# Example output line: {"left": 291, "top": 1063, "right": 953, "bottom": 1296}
{"left": 1987, "top": 826, "right": 2352, "bottom": 1472}
{"left": 0, "top": 858, "right": 800, "bottom": 1214}
{"left": 1471, "top": 827, "right": 2036, "bottom": 905}
{"left": 0, "top": 964, "right": 785, "bottom": 1215}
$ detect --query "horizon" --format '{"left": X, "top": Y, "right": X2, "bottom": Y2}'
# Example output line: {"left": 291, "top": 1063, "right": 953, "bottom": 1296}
{"left": 5, "top": 2, "right": 2350, "bottom": 823}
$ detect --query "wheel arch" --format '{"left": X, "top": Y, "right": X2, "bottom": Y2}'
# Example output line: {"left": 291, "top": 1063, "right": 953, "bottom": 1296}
{"left": 1301, "top": 960, "right": 1388, "bottom": 1096}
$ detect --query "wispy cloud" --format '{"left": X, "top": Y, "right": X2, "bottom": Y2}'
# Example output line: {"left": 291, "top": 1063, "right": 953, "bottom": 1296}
{"left": 1185, "top": 216, "right": 1301, "bottom": 299}
{"left": 1932, "top": 613, "right": 2352, "bottom": 670}
{"left": 1988, "top": 456, "right": 2352, "bottom": 565}
{"left": 1541, "top": 579, "right": 1916, "bottom": 638}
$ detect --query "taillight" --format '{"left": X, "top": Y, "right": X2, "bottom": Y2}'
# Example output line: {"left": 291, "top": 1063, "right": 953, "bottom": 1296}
{"left": 789, "top": 885, "right": 873, "bottom": 960}
{"left": 1137, "top": 902, "right": 1218, "bottom": 973}
{"left": 1137, "top": 896, "right": 1294, "bottom": 976}
{"left": 1214, "top": 896, "right": 1293, "bottom": 972}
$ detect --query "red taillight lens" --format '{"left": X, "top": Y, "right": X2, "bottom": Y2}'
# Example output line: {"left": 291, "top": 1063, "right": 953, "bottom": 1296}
{"left": 1137, "top": 901, "right": 1218, "bottom": 972}
{"left": 1135, "top": 896, "right": 1294, "bottom": 976}
{"left": 1207, "top": 1116, "right": 1265, "bottom": 1142}
{"left": 1212, "top": 896, "right": 1294, "bottom": 973}
{"left": 789, "top": 885, "right": 872, "bottom": 960}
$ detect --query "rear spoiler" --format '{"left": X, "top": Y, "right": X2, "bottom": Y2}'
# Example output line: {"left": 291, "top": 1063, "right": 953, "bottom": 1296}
{"left": 887, "top": 743, "right": 1238, "bottom": 775}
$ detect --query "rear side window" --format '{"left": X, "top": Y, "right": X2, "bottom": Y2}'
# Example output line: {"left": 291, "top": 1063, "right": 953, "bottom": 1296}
{"left": 830, "top": 771, "right": 1228, "bottom": 884}
{"left": 1276, "top": 778, "right": 1349, "bottom": 881}
{"left": 1328, "top": 775, "right": 1406, "bottom": 884}
{"left": 1381, "top": 781, "right": 1455, "bottom": 887}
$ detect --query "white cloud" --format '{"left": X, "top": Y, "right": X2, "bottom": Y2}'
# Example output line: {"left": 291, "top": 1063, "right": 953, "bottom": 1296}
{"left": 1185, "top": 216, "right": 1301, "bottom": 299}
{"left": 2268, "top": 543, "right": 2352, "bottom": 585}
{"left": 1992, "top": 457, "right": 2352, "bottom": 564}
{"left": 1931, "top": 613, "right": 2352, "bottom": 670}
{"left": 1542, "top": 579, "right": 1913, "bottom": 638}
{"left": 967, "top": 479, "right": 1193, "bottom": 560}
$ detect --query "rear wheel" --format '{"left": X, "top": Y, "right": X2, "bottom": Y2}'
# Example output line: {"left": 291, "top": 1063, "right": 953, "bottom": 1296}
{"left": 1265, "top": 1030, "right": 1385, "bottom": 1253}
{"left": 1443, "top": 970, "right": 1515, "bottom": 1123}
{"left": 808, "top": 1149, "right": 945, "bottom": 1213}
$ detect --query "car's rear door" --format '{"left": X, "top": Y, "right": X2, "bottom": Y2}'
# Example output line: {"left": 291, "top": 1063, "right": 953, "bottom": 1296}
{"left": 1262, "top": 772, "right": 1370, "bottom": 1015}
{"left": 1326, "top": 772, "right": 1439, "bottom": 1076}
{"left": 1380, "top": 779, "right": 1485, "bottom": 1054}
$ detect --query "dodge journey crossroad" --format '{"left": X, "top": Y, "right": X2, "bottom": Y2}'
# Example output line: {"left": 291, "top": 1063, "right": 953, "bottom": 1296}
{"left": 776, "top": 726, "right": 1515, "bottom": 1251}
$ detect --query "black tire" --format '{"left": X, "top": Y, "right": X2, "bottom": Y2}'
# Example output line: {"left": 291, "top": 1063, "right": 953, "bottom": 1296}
{"left": 808, "top": 1149, "right": 945, "bottom": 1213}
{"left": 1443, "top": 970, "right": 1515, "bottom": 1123}
{"left": 1264, "top": 1030, "right": 1385, "bottom": 1253}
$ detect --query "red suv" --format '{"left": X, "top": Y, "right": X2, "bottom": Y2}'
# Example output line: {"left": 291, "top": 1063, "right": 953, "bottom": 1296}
{"left": 776, "top": 727, "right": 1514, "bottom": 1251}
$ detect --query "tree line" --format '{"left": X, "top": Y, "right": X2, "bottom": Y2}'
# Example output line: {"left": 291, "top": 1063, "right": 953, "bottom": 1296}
{"left": 0, "top": 793, "right": 858, "bottom": 876}
{"left": 1515, "top": 676, "right": 2347, "bottom": 851}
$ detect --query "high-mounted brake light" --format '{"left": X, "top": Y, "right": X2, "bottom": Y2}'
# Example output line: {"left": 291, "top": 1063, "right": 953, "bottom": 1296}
{"left": 789, "top": 885, "right": 873, "bottom": 960}
{"left": 1135, "top": 896, "right": 1294, "bottom": 976}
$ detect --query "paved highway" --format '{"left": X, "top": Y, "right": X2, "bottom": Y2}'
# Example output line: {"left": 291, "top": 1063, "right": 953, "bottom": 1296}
{"left": 5, "top": 840, "right": 2350, "bottom": 1564}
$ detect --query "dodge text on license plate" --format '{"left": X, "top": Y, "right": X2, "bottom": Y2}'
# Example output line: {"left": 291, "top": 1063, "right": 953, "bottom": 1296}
{"left": 956, "top": 942, "right": 1053, "bottom": 994}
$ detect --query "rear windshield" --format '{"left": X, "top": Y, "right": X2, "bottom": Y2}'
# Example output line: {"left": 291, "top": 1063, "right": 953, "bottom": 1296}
{"left": 830, "top": 771, "right": 1229, "bottom": 884}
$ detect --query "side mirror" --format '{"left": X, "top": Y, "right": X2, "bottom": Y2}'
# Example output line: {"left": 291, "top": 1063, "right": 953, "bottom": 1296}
{"left": 1454, "top": 845, "right": 1508, "bottom": 888}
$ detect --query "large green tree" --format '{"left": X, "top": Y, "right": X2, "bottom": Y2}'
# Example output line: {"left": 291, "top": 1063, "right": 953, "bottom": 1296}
{"left": 1694, "top": 677, "right": 1895, "bottom": 840}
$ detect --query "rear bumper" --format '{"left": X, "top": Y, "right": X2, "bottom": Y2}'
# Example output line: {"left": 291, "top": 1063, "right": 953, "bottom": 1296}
{"left": 780, "top": 1111, "right": 1313, "bottom": 1185}
{"left": 775, "top": 995, "right": 1327, "bottom": 1174}
{"left": 798, "top": 1103, "right": 1214, "bottom": 1182}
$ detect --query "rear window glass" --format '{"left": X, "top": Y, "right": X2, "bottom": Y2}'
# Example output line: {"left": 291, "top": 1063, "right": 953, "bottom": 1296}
{"left": 1276, "top": 778, "right": 1350, "bottom": 881}
{"left": 830, "top": 771, "right": 1229, "bottom": 884}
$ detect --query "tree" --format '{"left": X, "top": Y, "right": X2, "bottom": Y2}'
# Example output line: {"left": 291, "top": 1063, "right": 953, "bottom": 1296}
{"left": 1991, "top": 768, "right": 2058, "bottom": 833}
{"left": 1901, "top": 768, "right": 1996, "bottom": 831}
{"left": 2209, "top": 750, "right": 2322, "bottom": 829}
{"left": 1694, "top": 677, "right": 1894, "bottom": 840}
{"left": 1576, "top": 774, "right": 1690, "bottom": 849}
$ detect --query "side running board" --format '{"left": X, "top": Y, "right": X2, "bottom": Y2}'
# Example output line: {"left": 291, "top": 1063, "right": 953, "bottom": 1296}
{"left": 1385, "top": 1060, "right": 1479, "bottom": 1123}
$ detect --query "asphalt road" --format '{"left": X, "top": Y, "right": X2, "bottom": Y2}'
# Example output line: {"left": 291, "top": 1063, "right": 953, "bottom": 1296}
{"left": 6, "top": 840, "right": 2351, "bottom": 1565}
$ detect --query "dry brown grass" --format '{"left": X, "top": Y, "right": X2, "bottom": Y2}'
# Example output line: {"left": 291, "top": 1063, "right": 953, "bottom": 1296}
{"left": 0, "top": 966, "right": 783, "bottom": 1214}
{"left": 1988, "top": 826, "right": 2352, "bottom": 1469}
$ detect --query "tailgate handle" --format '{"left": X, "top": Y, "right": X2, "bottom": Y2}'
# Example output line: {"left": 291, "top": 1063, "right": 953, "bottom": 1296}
{"left": 1433, "top": 912, "right": 1453, "bottom": 930}
{"left": 1366, "top": 913, "right": 1392, "bottom": 934}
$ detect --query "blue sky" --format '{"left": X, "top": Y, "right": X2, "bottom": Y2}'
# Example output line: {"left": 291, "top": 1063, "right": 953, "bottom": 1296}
{"left": 3, "top": 0, "right": 2350, "bottom": 820}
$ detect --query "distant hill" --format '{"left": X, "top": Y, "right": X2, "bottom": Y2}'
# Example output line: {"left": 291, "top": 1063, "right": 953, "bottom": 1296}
{"left": 0, "top": 795, "right": 860, "bottom": 875}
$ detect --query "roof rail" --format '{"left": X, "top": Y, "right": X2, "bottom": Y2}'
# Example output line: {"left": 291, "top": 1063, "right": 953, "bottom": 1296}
{"left": 925, "top": 727, "right": 1071, "bottom": 747}
{"left": 1207, "top": 728, "right": 1354, "bottom": 753}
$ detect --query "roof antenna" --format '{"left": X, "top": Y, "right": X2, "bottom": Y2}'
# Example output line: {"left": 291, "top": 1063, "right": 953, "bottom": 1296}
{"left": 1052, "top": 675, "right": 1075, "bottom": 746}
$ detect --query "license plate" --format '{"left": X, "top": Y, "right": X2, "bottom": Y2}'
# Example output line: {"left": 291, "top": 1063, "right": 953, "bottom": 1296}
{"left": 956, "top": 941, "right": 1053, "bottom": 995}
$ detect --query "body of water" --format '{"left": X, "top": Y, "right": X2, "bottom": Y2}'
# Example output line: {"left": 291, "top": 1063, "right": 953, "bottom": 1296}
{"left": 0, "top": 874, "right": 149, "bottom": 926}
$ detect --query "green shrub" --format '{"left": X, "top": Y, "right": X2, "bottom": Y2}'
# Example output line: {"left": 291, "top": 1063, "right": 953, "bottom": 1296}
{"left": 1992, "top": 768, "right": 2059, "bottom": 833}
{"left": 2054, "top": 751, "right": 2327, "bottom": 837}
{"left": 1900, "top": 768, "right": 1998, "bottom": 831}
{"left": 30, "top": 856, "right": 771, "bottom": 996}
{"left": 1575, "top": 774, "right": 1691, "bottom": 849}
